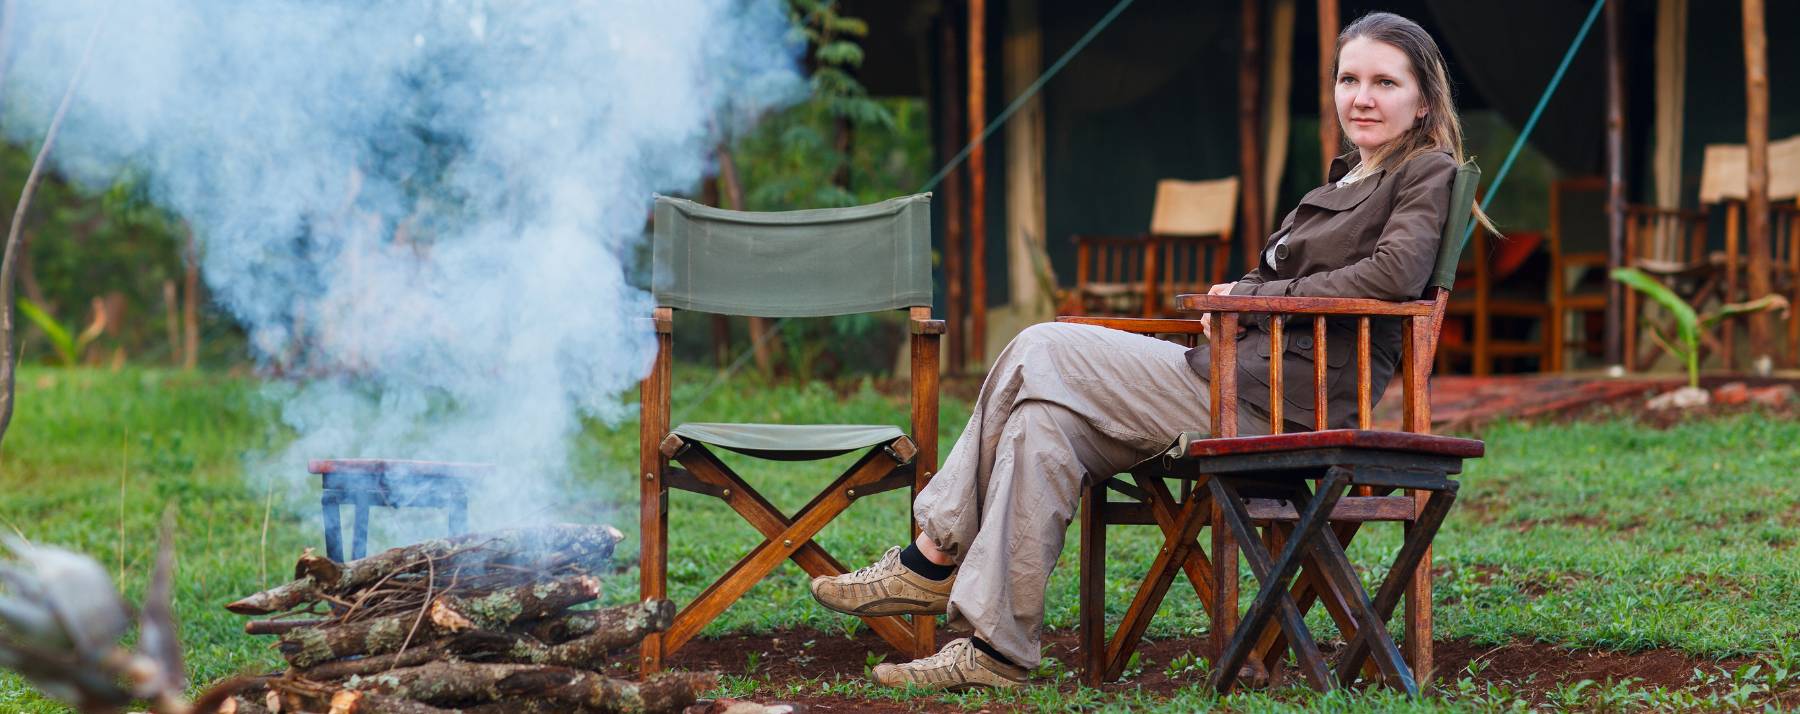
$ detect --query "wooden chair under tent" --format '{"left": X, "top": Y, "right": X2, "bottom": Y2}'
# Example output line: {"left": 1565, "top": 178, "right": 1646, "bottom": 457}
{"left": 1068, "top": 177, "right": 1239, "bottom": 318}
{"left": 638, "top": 194, "right": 942, "bottom": 673}
{"left": 1059, "top": 162, "right": 1486, "bottom": 693}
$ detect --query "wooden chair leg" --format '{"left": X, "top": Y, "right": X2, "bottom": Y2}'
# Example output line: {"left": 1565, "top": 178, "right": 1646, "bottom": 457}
{"left": 1207, "top": 474, "right": 1345, "bottom": 692}
{"left": 1079, "top": 481, "right": 1108, "bottom": 686}
{"left": 1251, "top": 522, "right": 1381, "bottom": 683}
{"left": 1404, "top": 490, "right": 1436, "bottom": 681}
{"left": 1336, "top": 487, "right": 1456, "bottom": 689}
{"left": 1101, "top": 484, "right": 1212, "bottom": 682}
{"left": 667, "top": 448, "right": 919, "bottom": 656}
{"left": 639, "top": 469, "right": 668, "bottom": 675}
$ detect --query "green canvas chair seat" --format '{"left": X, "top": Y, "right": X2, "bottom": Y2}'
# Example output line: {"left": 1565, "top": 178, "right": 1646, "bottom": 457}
{"left": 670, "top": 423, "right": 905, "bottom": 461}
{"left": 640, "top": 193, "right": 943, "bottom": 673}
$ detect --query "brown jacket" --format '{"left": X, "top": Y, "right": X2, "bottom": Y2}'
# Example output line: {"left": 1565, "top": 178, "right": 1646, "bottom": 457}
{"left": 1186, "top": 149, "right": 1457, "bottom": 434}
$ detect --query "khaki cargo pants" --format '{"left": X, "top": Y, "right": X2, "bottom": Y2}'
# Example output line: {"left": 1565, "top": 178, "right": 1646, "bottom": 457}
{"left": 914, "top": 322, "right": 1212, "bottom": 667}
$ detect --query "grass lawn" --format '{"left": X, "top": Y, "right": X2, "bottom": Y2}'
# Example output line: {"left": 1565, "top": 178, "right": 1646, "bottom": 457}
{"left": 2, "top": 366, "right": 1799, "bottom": 712}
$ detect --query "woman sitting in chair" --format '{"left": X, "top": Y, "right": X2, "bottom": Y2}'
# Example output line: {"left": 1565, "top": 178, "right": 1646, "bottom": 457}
{"left": 811, "top": 11, "right": 1494, "bottom": 689}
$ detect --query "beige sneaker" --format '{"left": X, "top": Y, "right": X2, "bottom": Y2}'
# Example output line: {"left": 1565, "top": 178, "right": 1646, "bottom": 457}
{"left": 809, "top": 546, "right": 953, "bottom": 617}
{"left": 871, "top": 637, "right": 1028, "bottom": 690}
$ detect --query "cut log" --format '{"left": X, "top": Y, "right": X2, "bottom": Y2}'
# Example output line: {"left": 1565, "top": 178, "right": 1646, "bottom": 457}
{"left": 525, "top": 600, "right": 674, "bottom": 645}
{"left": 295, "top": 642, "right": 444, "bottom": 679}
{"left": 437, "top": 604, "right": 666, "bottom": 669}
{"left": 227, "top": 525, "right": 620, "bottom": 615}
{"left": 328, "top": 689, "right": 459, "bottom": 714}
{"left": 246, "top": 619, "right": 327, "bottom": 635}
{"left": 278, "top": 611, "right": 421, "bottom": 667}
{"left": 224, "top": 576, "right": 319, "bottom": 616}
{"left": 428, "top": 575, "right": 601, "bottom": 632}
{"left": 216, "top": 696, "right": 272, "bottom": 714}
{"left": 349, "top": 661, "right": 714, "bottom": 713}
{"left": 295, "top": 548, "right": 343, "bottom": 585}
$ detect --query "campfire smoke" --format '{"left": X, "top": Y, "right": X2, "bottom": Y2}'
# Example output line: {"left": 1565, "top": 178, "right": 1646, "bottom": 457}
{"left": 2, "top": 0, "right": 804, "bottom": 527}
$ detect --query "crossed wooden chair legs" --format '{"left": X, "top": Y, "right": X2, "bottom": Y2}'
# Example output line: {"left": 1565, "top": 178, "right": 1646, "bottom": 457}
{"left": 642, "top": 436, "right": 934, "bottom": 671}
{"left": 1081, "top": 467, "right": 1458, "bottom": 694}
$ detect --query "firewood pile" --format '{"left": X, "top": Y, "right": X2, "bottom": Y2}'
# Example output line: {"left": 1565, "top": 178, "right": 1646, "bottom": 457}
{"left": 217, "top": 524, "right": 711, "bottom": 714}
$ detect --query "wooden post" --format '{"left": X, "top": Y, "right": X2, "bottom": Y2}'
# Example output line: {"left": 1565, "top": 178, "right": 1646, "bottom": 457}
{"left": 1317, "top": 0, "right": 1340, "bottom": 177}
{"left": 1743, "top": 0, "right": 1773, "bottom": 364}
{"left": 939, "top": 12, "right": 966, "bottom": 373}
{"left": 1603, "top": 0, "right": 1626, "bottom": 367}
{"left": 1004, "top": 0, "right": 1048, "bottom": 315}
{"left": 1238, "top": 0, "right": 1266, "bottom": 275}
{"left": 968, "top": 0, "right": 989, "bottom": 366}
{"left": 1652, "top": 0, "right": 1687, "bottom": 211}
{"left": 1262, "top": 0, "right": 1296, "bottom": 232}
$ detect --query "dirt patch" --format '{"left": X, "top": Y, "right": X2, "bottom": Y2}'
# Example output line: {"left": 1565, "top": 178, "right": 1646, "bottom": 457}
{"left": 666, "top": 628, "right": 1756, "bottom": 711}
{"left": 1434, "top": 639, "right": 1752, "bottom": 701}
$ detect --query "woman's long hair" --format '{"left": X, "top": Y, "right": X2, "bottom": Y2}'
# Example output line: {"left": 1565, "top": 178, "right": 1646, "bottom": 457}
{"left": 1335, "top": 12, "right": 1498, "bottom": 235}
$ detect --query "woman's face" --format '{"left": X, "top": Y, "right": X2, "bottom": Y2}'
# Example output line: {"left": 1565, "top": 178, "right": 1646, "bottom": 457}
{"left": 1334, "top": 37, "right": 1427, "bottom": 159}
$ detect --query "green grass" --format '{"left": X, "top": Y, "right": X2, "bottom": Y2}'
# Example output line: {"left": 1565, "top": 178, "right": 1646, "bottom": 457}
{"left": 3, "top": 366, "right": 1799, "bottom": 711}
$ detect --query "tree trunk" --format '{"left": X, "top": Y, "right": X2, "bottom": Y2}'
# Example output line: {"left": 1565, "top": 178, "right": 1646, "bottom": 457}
{"left": 1743, "top": 0, "right": 1772, "bottom": 364}
{"left": 715, "top": 146, "right": 773, "bottom": 376}
{"left": 182, "top": 225, "right": 200, "bottom": 370}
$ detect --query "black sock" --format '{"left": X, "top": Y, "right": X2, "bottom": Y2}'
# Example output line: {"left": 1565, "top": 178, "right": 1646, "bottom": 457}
{"left": 970, "top": 637, "right": 1018, "bottom": 668}
{"left": 899, "top": 544, "right": 955, "bottom": 581}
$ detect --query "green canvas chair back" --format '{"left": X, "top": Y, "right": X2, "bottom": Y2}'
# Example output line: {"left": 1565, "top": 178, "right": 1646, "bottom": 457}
{"left": 1428, "top": 161, "right": 1482, "bottom": 293}
{"left": 652, "top": 193, "right": 933, "bottom": 318}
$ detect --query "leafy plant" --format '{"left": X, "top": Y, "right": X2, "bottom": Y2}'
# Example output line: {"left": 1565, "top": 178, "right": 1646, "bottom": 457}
{"left": 15, "top": 297, "right": 104, "bottom": 366}
{"left": 1610, "top": 267, "right": 1789, "bottom": 388}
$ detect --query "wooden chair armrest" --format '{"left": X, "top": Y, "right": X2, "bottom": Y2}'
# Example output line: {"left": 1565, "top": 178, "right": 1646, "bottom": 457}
{"left": 1177, "top": 293, "right": 1435, "bottom": 317}
{"left": 1056, "top": 316, "right": 1208, "bottom": 334}
{"left": 1072, "top": 233, "right": 1151, "bottom": 247}
{"left": 1146, "top": 232, "right": 1228, "bottom": 244}
{"left": 1557, "top": 252, "right": 1609, "bottom": 269}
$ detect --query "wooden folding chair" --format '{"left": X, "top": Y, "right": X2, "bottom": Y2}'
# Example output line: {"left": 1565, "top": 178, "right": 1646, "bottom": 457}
{"left": 1069, "top": 177, "right": 1238, "bottom": 318}
{"left": 1777, "top": 201, "right": 1800, "bottom": 365}
{"left": 1060, "top": 162, "right": 1485, "bottom": 693}
{"left": 638, "top": 194, "right": 942, "bottom": 674}
{"left": 1622, "top": 204, "right": 1717, "bottom": 371}
{"left": 1546, "top": 177, "right": 1611, "bottom": 372}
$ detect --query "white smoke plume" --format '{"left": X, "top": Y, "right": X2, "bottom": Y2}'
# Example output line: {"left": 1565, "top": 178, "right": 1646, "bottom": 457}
{"left": 4, "top": 1, "right": 803, "bottom": 530}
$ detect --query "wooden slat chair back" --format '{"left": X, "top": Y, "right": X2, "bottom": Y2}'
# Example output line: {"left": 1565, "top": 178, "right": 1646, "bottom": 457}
{"left": 1071, "top": 235, "right": 1154, "bottom": 316}
{"left": 1058, "top": 163, "right": 1485, "bottom": 694}
{"left": 1547, "top": 177, "right": 1611, "bottom": 371}
{"left": 1622, "top": 205, "right": 1716, "bottom": 371}
{"left": 1069, "top": 177, "right": 1238, "bottom": 318}
{"left": 1778, "top": 202, "right": 1800, "bottom": 364}
{"left": 639, "top": 194, "right": 943, "bottom": 673}
{"left": 1696, "top": 139, "right": 1800, "bottom": 370}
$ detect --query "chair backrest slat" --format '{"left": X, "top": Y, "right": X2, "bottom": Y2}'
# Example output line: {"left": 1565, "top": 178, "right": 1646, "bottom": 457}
{"left": 653, "top": 194, "right": 932, "bottom": 317}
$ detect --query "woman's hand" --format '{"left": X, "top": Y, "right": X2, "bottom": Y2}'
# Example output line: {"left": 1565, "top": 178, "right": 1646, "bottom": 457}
{"left": 1200, "top": 282, "right": 1235, "bottom": 339}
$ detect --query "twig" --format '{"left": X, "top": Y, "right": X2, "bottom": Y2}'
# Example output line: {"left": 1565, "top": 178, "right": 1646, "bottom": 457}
{"left": 260, "top": 482, "right": 274, "bottom": 590}
{"left": 0, "top": 9, "right": 107, "bottom": 449}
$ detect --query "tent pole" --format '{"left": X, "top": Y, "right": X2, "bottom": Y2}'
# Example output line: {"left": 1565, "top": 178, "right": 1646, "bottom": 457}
{"left": 1743, "top": 0, "right": 1773, "bottom": 365}
{"left": 1316, "top": 0, "right": 1339, "bottom": 177}
{"left": 939, "top": 11, "right": 966, "bottom": 374}
{"left": 1239, "top": 0, "right": 1265, "bottom": 275}
{"left": 1604, "top": 0, "right": 1626, "bottom": 368}
{"left": 968, "top": 0, "right": 988, "bottom": 367}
